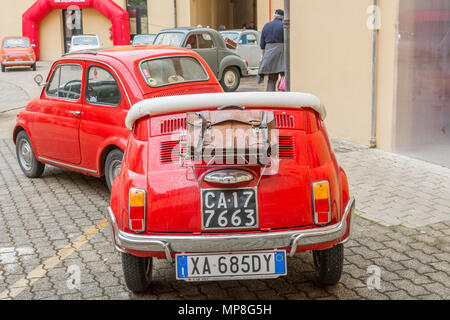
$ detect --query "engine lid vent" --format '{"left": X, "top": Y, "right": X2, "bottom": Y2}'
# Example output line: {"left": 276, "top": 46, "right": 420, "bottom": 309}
{"left": 278, "top": 136, "right": 295, "bottom": 159}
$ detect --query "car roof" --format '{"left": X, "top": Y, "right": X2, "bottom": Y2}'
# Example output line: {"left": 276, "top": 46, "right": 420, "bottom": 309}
{"left": 3, "top": 36, "right": 30, "bottom": 40}
{"left": 159, "top": 27, "right": 220, "bottom": 34}
{"left": 62, "top": 45, "right": 200, "bottom": 66}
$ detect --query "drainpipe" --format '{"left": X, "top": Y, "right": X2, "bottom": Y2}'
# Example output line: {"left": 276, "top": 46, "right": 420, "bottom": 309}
{"left": 370, "top": 0, "right": 378, "bottom": 148}
{"left": 174, "top": 0, "right": 177, "bottom": 28}
{"left": 283, "top": 0, "right": 291, "bottom": 91}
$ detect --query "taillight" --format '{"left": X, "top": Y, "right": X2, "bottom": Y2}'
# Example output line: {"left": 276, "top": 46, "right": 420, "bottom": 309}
{"left": 312, "top": 181, "right": 331, "bottom": 225}
{"left": 128, "top": 188, "right": 146, "bottom": 233}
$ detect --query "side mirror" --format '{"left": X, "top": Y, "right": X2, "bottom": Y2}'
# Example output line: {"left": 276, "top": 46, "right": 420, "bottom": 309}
{"left": 34, "top": 74, "right": 46, "bottom": 87}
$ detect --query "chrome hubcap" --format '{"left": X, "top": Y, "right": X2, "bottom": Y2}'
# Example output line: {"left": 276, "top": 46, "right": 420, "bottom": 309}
{"left": 224, "top": 70, "right": 236, "bottom": 87}
{"left": 108, "top": 159, "right": 122, "bottom": 184}
{"left": 19, "top": 140, "right": 33, "bottom": 170}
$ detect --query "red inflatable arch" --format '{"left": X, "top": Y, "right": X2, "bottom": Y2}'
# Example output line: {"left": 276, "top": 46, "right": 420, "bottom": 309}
{"left": 23, "top": 0, "right": 130, "bottom": 60}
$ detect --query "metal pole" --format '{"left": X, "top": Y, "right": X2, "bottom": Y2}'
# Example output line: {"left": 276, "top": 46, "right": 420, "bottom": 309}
{"left": 370, "top": 0, "right": 378, "bottom": 148}
{"left": 174, "top": 0, "right": 177, "bottom": 28}
{"left": 283, "top": 0, "right": 291, "bottom": 91}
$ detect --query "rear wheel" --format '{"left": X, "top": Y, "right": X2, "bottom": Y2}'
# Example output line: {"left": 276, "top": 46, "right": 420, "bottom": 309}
{"left": 31, "top": 63, "right": 36, "bottom": 71}
{"left": 15, "top": 130, "right": 45, "bottom": 178}
{"left": 104, "top": 149, "right": 124, "bottom": 191}
{"left": 312, "top": 244, "right": 344, "bottom": 286}
{"left": 1, "top": 64, "right": 5, "bottom": 72}
{"left": 121, "top": 253, "right": 153, "bottom": 293}
{"left": 220, "top": 67, "right": 241, "bottom": 92}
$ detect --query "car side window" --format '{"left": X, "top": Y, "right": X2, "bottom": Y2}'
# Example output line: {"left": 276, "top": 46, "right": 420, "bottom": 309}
{"left": 46, "top": 64, "right": 83, "bottom": 100}
{"left": 85, "top": 66, "right": 121, "bottom": 106}
{"left": 239, "top": 33, "right": 257, "bottom": 45}
{"left": 197, "top": 33, "right": 214, "bottom": 49}
{"left": 185, "top": 34, "right": 198, "bottom": 49}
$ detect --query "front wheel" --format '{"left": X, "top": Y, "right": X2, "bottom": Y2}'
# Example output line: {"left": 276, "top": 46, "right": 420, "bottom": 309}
{"left": 121, "top": 253, "right": 153, "bottom": 293}
{"left": 104, "top": 149, "right": 124, "bottom": 191}
{"left": 1, "top": 64, "right": 5, "bottom": 72}
{"left": 312, "top": 243, "right": 344, "bottom": 286}
{"left": 31, "top": 63, "right": 36, "bottom": 71}
{"left": 15, "top": 130, "right": 45, "bottom": 178}
{"left": 220, "top": 67, "right": 241, "bottom": 92}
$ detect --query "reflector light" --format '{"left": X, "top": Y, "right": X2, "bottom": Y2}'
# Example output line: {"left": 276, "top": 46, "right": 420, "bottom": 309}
{"left": 129, "top": 188, "right": 146, "bottom": 233}
{"left": 312, "top": 181, "right": 331, "bottom": 225}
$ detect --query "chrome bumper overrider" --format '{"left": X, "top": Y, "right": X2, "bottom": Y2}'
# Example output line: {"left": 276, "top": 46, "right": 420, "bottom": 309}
{"left": 107, "top": 197, "right": 355, "bottom": 263}
{"left": 2, "top": 61, "right": 34, "bottom": 65}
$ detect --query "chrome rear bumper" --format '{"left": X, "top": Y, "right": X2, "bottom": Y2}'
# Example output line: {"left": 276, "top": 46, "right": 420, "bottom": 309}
{"left": 107, "top": 197, "right": 355, "bottom": 263}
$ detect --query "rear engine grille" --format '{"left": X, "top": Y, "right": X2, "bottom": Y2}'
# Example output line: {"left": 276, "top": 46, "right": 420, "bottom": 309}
{"left": 278, "top": 136, "right": 295, "bottom": 159}
{"left": 160, "top": 141, "right": 181, "bottom": 164}
{"left": 275, "top": 114, "right": 295, "bottom": 128}
{"left": 160, "top": 118, "right": 186, "bottom": 134}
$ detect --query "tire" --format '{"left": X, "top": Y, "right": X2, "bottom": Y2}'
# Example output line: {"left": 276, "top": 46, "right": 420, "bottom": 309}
{"left": 1, "top": 64, "right": 5, "bottom": 72}
{"left": 15, "top": 130, "right": 45, "bottom": 178}
{"left": 312, "top": 243, "right": 344, "bottom": 286}
{"left": 121, "top": 253, "right": 153, "bottom": 293}
{"left": 31, "top": 63, "right": 36, "bottom": 71}
{"left": 104, "top": 149, "right": 124, "bottom": 191}
{"left": 220, "top": 67, "right": 241, "bottom": 92}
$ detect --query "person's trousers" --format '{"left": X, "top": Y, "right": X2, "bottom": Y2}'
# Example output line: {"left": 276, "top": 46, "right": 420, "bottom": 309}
{"left": 266, "top": 73, "right": 279, "bottom": 92}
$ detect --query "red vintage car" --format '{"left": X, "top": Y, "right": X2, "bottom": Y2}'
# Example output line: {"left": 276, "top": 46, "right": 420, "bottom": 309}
{"left": 108, "top": 92, "right": 355, "bottom": 292}
{"left": 1, "top": 37, "right": 36, "bottom": 72}
{"left": 13, "top": 46, "right": 223, "bottom": 189}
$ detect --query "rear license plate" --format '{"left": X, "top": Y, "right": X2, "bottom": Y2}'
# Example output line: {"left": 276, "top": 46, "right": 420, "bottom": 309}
{"left": 176, "top": 250, "right": 286, "bottom": 281}
{"left": 201, "top": 188, "right": 258, "bottom": 230}
{"left": 15, "top": 59, "right": 23, "bottom": 61}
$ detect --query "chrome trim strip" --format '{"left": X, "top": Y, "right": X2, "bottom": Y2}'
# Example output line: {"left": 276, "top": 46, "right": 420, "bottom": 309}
{"left": 38, "top": 156, "right": 97, "bottom": 174}
{"left": 3, "top": 61, "right": 34, "bottom": 65}
{"left": 107, "top": 197, "right": 355, "bottom": 258}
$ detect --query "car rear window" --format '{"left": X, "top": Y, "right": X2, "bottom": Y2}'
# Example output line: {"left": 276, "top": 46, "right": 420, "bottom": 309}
{"left": 140, "top": 56, "right": 209, "bottom": 88}
{"left": 3, "top": 38, "right": 30, "bottom": 48}
{"left": 153, "top": 32, "right": 184, "bottom": 46}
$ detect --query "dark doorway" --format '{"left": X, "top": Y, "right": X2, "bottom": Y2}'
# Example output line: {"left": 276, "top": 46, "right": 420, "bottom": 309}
{"left": 62, "top": 8, "right": 83, "bottom": 53}
{"left": 127, "top": 0, "right": 148, "bottom": 40}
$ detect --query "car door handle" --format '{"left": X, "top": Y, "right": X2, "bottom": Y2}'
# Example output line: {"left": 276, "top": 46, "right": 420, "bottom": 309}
{"left": 69, "top": 111, "right": 81, "bottom": 116}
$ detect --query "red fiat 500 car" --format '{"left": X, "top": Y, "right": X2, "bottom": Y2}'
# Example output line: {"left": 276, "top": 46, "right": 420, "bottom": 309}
{"left": 13, "top": 46, "right": 223, "bottom": 189}
{"left": 1, "top": 37, "right": 36, "bottom": 72}
{"left": 108, "top": 92, "right": 355, "bottom": 292}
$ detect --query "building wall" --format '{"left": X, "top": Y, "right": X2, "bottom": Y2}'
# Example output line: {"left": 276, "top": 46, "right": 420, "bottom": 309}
{"left": 39, "top": 10, "right": 64, "bottom": 61}
{"left": 290, "top": 0, "right": 377, "bottom": 147}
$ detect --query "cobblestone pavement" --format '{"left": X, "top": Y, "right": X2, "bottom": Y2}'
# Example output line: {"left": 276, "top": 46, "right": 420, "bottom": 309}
{"left": 0, "top": 70, "right": 449, "bottom": 300}
{"left": 0, "top": 136, "right": 449, "bottom": 300}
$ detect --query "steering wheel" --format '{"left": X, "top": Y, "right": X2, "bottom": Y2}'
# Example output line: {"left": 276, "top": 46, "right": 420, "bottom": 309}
{"left": 63, "top": 80, "right": 82, "bottom": 98}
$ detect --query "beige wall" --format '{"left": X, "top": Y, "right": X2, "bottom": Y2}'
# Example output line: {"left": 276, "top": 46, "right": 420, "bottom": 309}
{"left": 290, "top": 0, "right": 374, "bottom": 146}
{"left": 83, "top": 9, "right": 114, "bottom": 49}
{"left": 39, "top": 10, "right": 64, "bottom": 61}
{"left": 0, "top": 0, "right": 35, "bottom": 40}
{"left": 374, "top": 0, "right": 398, "bottom": 151}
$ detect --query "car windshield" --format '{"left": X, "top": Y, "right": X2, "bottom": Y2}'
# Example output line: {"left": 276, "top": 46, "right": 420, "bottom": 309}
{"left": 3, "top": 38, "right": 30, "bottom": 48}
{"left": 220, "top": 32, "right": 240, "bottom": 43}
{"left": 140, "top": 56, "right": 208, "bottom": 88}
{"left": 153, "top": 32, "right": 185, "bottom": 46}
{"left": 133, "top": 35, "right": 156, "bottom": 45}
{"left": 72, "top": 36, "right": 98, "bottom": 46}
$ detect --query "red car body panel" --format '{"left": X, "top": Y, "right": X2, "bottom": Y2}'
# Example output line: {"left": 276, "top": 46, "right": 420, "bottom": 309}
{"left": 13, "top": 45, "right": 223, "bottom": 177}
{"left": 109, "top": 105, "right": 352, "bottom": 259}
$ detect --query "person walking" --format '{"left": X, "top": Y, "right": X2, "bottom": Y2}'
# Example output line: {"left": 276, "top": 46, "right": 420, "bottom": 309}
{"left": 257, "top": 9, "right": 285, "bottom": 91}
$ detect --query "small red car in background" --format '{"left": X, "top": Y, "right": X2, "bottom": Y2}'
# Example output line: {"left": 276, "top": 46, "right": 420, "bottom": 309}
{"left": 13, "top": 46, "right": 223, "bottom": 189}
{"left": 1, "top": 37, "right": 36, "bottom": 72}
{"left": 108, "top": 91, "right": 355, "bottom": 292}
